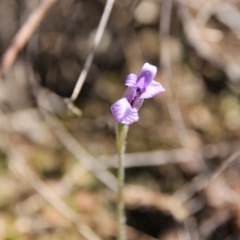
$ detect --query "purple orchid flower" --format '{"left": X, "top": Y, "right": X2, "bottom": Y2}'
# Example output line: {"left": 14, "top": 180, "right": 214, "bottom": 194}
{"left": 111, "top": 63, "right": 165, "bottom": 125}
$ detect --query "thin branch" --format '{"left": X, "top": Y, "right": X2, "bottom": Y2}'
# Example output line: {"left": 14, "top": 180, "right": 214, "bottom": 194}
{"left": 99, "top": 141, "right": 240, "bottom": 168}
{"left": 173, "top": 148, "right": 240, "bottom": 205}
{"left": 160, "top": 0, "right": 191, "bottom": 147}
{"left": 25, "top": 60, "right": 118, "bottom": 192}
{"left": 100, "top": 148, "right": 202, "bottom": 168}
{"left": 42, "top": 111, "right": 118, "bottom": 192}
{"left": 0, "top": 0, "right": 57, "bottom": 78}
{"left": 209, "top": 150, "right": 240, "bottom": 182}
{"left": 69, "top": 0, "right": 116, "bottom": 103}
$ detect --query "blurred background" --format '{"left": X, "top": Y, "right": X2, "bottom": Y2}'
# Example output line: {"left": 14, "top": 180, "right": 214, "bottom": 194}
{"left": 0, "top": 0, "right": 240, "bottom": 239}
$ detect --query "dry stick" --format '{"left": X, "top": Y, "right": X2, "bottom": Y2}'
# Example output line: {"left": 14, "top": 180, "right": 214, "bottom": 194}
{"left": 160, "top": 2, "right": 202, "bottom": 230}
{"left": 26, "top": 57, "right": 118, "bottom": 192}
{"left": 173, "top": 162, "right": 239, "bottom": 238}
{"left": 0, "top": 0, "right": 57, "bottom": 78}
{"left": 209, "top": 150, "right": 240, "bottom": 182}
{"left": 99, "top": 140, "right": 240, "bottom": 168}
{"left": 100, "top": 147, "right": 202, "bottom": 168}
{"left": 42, "top": 111, "right": 118, "bottom": 192}
{"left": 160, "top": 0, "right": 191, "bottom": 147}
{"left": 160, "top": 4, "right": 197, "bottom": 238}
{"left": 174, "top": 149, "right": 240, "bottom": 206}
{"left": 173, "top": 162, "right": 240, "bottom": 239}
{"left": 6, "top": 147, "right": 102, "bottom": 240}
{"left": 69, "top": 0, "right": 116, "bottom": 103}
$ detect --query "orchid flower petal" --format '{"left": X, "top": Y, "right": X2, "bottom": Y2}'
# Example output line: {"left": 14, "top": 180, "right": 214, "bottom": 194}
{"left": 132, "top": 98, "right": 144, "bottom": 110}
{"left": 111, "top": 98, "right": 131, "bottom": 123}
{"left": 122, "top": 87, "right": 136, "bottom": 103}
{"left": 125, "top": 74, "right": 138, "bottom": 87}
{"left": 111, "top": 98, "right": 139, "bottom": 125}
{"left": 121, "top": 107, "right": 139, "bottom": 125}
{"left": 137, "top": 63, "right": 157, "bottom": 90}
{"left": 140, "top": 80, "right": 165, "bottom": 99}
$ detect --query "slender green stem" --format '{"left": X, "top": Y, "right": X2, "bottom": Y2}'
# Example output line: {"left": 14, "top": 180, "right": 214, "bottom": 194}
{"left": 116, "top": 123, "right": 128, "bottom": 240}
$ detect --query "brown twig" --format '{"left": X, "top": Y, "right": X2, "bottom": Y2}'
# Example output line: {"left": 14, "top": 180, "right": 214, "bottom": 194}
{"left": 0, "top": 0, "right": 57, "bottom": 78}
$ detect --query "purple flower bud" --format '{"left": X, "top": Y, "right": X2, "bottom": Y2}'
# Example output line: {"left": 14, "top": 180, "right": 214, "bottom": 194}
{"left": 111, "top": 63, "right": 165, "bottom": 125}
